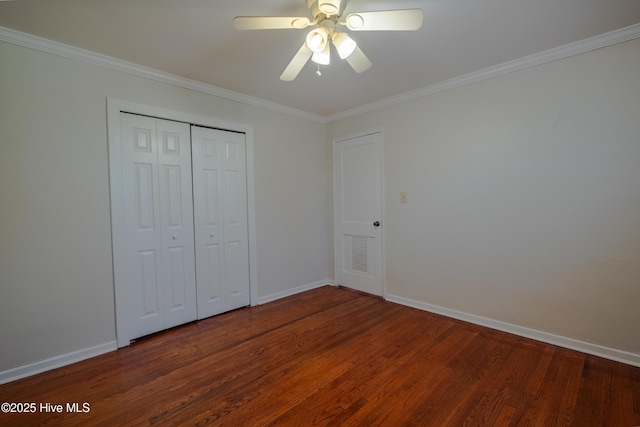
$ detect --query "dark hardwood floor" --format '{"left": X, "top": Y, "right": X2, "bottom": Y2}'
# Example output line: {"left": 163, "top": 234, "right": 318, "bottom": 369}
{"left": 1, "top": 285, "right": 639, "bottom": 426}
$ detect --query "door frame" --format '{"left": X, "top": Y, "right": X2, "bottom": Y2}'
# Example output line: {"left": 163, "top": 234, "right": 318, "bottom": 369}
{"left": 107, "top": 98, "right": 258, "bottom": 347}
{"left": 333, "top": 129, "right": 385, "bottom": 297}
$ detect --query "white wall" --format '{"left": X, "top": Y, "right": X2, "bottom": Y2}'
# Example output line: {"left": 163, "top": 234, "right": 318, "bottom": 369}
{"left": 328, "top": 38, "right": 640, "bottom": 358}
{"left": 0, "top": 40, "right": 330, "bottom": 374}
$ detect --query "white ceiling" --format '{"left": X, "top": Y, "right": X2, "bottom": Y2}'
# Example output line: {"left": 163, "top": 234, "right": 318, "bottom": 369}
{"left": 1, "top": 0, "right": 639, "bottom": 117}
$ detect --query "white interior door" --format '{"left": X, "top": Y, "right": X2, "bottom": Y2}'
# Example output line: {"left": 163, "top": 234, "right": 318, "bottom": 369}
{"left": 120, "top": 113, "right": 197, "bottom": 339}
{"left": 334, "top": 131, "right": 383, "bottom": 296}
{"left": 192, "top": 125, "right": 250, "bottom": 318}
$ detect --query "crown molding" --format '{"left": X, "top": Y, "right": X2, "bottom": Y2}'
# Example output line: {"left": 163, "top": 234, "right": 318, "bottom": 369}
{"left": 2, "top": 23, "right": 639, "bottom": 124}
{"left": 0, "top": 26, "right": 326, "bottom": 123}
{"left": 326, "top": 23, "right": 640, "bottom": 122}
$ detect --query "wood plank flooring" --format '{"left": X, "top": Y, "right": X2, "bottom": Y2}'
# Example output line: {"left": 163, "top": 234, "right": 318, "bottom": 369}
{"left": 1, "top": 285, "right": 639, "bottom": 426}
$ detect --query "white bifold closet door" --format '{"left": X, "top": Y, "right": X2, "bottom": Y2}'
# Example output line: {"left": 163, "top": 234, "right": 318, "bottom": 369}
{"left": 191, "top": 126, "right": 250, "bottom": 318}
{"left": 120, "top": 113, "right": 197, "bottom": 339}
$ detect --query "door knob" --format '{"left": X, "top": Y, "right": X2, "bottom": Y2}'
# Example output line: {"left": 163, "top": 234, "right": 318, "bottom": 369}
{"left": 373, "top": 221, "right": 380, "bottom": 228}
{"left": 172, "top": 234, "right": 178, "bottom": 240}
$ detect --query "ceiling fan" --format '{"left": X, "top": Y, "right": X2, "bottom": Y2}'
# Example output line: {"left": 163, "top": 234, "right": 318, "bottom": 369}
{"left": 233, "top": 0, "right": 423, "bottom": 81}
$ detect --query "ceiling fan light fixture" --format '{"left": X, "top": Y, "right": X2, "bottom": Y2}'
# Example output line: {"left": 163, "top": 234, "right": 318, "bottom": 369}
{"left": 305, "top": 28, "right": 329, "bottom": 53}
{"left": 345, "top": 13, "right": 364, "bottom": 30}
{"left": 311, "top": 44, "right": 331, "bottom": 65}
{"left": 318, "top": 1, "right": 340, "bottom": 15}
{"left": 234, "top": 3, "right": 424, "bottom": 81}
{"left": 332, "top": 32, "right": 357, "bottom": 59}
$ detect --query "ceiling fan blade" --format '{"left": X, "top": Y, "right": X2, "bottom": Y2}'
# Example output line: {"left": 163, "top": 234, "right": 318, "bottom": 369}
{"left": 280, "top": 43, "right": 313, "bottom": 81}
{"left": 344, "top": 9, "right": 423, "bottom": 31}
{"left": 346, "top": 46, "right": 372, "bottom": 74}
{"left": 234, "top": 16, "right": 311, "bottom": 30}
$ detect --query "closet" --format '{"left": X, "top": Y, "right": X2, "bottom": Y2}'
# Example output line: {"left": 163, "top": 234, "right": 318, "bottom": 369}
{"left": 114, "top": 112, "right": 250, "bottom": 342}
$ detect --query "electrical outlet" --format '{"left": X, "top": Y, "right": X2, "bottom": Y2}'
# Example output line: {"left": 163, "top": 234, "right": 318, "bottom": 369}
{"left": 400, "top": 192, "right": 407, "bottom": 203}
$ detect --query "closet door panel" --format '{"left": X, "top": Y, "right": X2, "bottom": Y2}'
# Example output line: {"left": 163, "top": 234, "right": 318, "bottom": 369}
{"left": 157, "top": 119, "right": 197, "bottom": 328}
{"left": 121, "top": 114, "right": 164, "bottom": 338}
{"left": 222, "top": 138, "right": 250, "bottom": 308}
{"left": 120, "top": 114, "right": 197, "bottom": 339}
{"left": 192, "top": 127, "right": 226, "bottom": 317}
{"left": 192, "top": 126, "right": 250, "bottom": 318}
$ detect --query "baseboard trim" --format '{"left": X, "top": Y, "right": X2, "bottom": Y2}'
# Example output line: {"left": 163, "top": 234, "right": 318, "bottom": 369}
{"left": 257, "top": 280, "right": 336, "bottom": 305}
{"left": 0, "top": 282, "right": 339, "bottom": 384}
{"left": 385, "top": 294, "right": 640, "bottom": 368}
{"left": 0, "top": 341, "right": 117, "bottom": 385}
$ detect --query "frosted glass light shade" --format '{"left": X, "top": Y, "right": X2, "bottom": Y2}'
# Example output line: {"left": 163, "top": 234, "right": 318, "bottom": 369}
{"left": 332, "top": 32, "right": 357, "bottom": 59}
{"left": 311, "top": 44, "right": 331, "bottom": 65}
{"left": 306, "top": 28, "right": 328, "bottom": 53}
